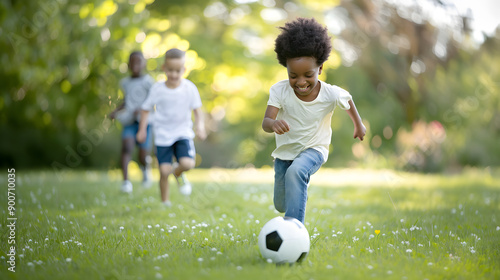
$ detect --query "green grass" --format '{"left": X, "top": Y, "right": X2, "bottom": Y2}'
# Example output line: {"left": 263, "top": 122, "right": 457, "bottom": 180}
{"left": 1, "top": 167, "right": 499, "bottom": 279}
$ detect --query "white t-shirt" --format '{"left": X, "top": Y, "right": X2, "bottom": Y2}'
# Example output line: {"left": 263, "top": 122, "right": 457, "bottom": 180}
{"left": 141, "top": 79, "right": 202, "bottom": 146}
{"left": 267, "top": 79, "right": 352, "bottom": 162}
{"left": 119, "top": 74, "right": 155, "bottom": 125}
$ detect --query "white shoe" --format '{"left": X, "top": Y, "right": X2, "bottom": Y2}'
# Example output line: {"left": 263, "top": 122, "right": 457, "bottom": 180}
{"left": 121, "top": 180, "right": 133, "bottom": 193}
{"left": 178, "top": 177, "right": 192, "bottom": 196}
{"left": 162, "top": 200, "right": 172, "bottom": 208}
{"left": 173, "top": 165, "right": 191, "bottom": 196}
{"left": 174, "top": 173, "right": 193, "bottom": 196}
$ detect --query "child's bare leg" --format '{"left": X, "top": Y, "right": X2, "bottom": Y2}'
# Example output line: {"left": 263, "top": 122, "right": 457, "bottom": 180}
{"left": 138, "top": 148, "right": 148, "bottom": 167}
{"left": 159, "top": 164, "right": 174, "bottom": 202}
{"left": 121, "top": 138, "right": 135, "bottom": 181}
{"left": 173, "top": 157, "right": 195, "bottom": 177}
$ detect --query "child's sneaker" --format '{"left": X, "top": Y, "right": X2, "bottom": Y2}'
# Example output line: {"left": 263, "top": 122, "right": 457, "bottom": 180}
{"left": 162, "top": 200, "right": 172, "bottom": 208}
{"left": 172, "top": 162, "right": 192, "bottom": 196}
{"left": 177, "top": 173, "right": 192, "bottom": 196}
{"left": 121, "top": 180, "right": 133, "bottom": 193}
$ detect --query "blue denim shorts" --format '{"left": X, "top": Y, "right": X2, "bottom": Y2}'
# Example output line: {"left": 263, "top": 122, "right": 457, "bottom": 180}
{"left": 122, "top": 122, "right": 152, "bottom": 150}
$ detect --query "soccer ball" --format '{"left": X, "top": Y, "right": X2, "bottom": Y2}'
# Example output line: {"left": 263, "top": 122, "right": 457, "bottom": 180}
{"left": 258, "top": 216, "right": 310, "bottom": 264}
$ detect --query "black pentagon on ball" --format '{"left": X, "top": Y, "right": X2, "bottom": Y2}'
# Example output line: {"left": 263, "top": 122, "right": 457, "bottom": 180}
{"left": 265, "top": 230, "right": 283, "bottom": 252}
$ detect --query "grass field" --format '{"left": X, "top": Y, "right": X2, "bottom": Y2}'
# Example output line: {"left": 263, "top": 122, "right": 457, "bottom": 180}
{"left": 1, "top": 167, "right": 499, "bottom": 279}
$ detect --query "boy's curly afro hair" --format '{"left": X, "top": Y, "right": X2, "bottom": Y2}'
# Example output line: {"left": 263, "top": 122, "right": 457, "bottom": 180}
{"left": 274, "top": 17, "right": 332, "bottom": 67}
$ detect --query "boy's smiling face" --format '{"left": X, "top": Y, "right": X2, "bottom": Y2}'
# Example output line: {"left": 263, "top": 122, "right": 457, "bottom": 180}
{"left": 163, "top": 57, "right": 185, "bottom": 88}
{"left": 286, "top": 56, "right": 323, "bottom": 101}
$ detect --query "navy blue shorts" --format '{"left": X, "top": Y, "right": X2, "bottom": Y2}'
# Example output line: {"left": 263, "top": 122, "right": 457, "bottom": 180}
{"left": 156, "top": 139, "right": 195, "bottom": 165}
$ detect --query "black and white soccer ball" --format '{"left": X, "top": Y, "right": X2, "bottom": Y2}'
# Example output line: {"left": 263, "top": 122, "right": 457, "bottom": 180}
{"left": 258, "top": 216, "right": 310, "bottom": 264}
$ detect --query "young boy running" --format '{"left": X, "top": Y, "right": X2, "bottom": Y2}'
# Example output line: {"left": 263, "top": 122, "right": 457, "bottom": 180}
{"left": 262, "top": 18, "right": 366, "bottom": 224}
{"left": 109, "top": 51, "right": 155, "bottom": 193}
{"left": 137, "top": 48, "right": 206, "bottom": 207}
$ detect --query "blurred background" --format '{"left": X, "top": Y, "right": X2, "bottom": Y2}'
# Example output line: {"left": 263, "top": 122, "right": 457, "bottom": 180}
{"left": 1, "top": 0, "right": 499, "bottom": 173}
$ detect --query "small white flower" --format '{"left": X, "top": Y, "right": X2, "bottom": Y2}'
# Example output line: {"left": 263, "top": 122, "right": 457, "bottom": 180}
{"left": 406, "top": 249, "right": 412, "bottom": 253}
{"left": 119, "top": 226, "right": 124, "bottom": 230}
{"left": 236, "top": 266, "right": 243, "bottom": 270}
{"left": 428, "top": 262, "right": 433, "bottom": 266}
{"left": 148, "top": 225, "right": 152, "bottom": 229}
{"left": 198, "top": 258, "right": 203, "bottom": 262}
{"left": 326, "top": 265, "right": 333, "bottom": 269}
{"left": 435, "top": 235, "right": 439, "bottom": 238}
{"left": 496, "top": 226, "right": 500, "bottom": 231}
{"left": 387, "top": 270, "right": 393, "bottom": 274}
{"left": 66, "top": 258, "right": 72, "bottom": 262}
{"left": 367, "top": 265, "right": 373, "bottom": 270}
{"left": 102, "top": 226, "right": 106, "bottom": 230}
{"left": 27, "top": 262, "right": 34, "bottom": 266}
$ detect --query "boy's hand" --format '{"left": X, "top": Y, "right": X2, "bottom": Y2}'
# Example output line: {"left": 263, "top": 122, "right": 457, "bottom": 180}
{"left": 136, "top": 129, "right": 146, "bottom": 143}
{"left": 353, "top": 123, "right": 366, "bottom": 141}
{"left": 196, "top": 126, "right": 207, "bottom": 141}
{"left": 272, "top": 120, "right": 290, "bottom": 135}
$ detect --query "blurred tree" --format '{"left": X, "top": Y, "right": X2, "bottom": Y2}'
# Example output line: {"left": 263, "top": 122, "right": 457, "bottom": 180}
{"left": 1, "top": 0, "right": 498, "bottom": 171}
{"left": 332, "top": 0, "right": 472, "bottom": 124}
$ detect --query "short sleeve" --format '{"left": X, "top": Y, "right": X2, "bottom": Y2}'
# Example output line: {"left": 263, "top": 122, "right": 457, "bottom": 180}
{"left": 267, "top": 83, "right": 283, "bottom": 109}
{"left": 334, "top": 86, "right": 352, "bottom": 110}
{"left": 145, "top": 75, "right": 155, "bottom": 89}
{"left": 119, "top": 78, "right": 127, "bottom": 97}
{"left": 141, "top": 84, "right": 156, "bottom": 111}
{"left": 190, "top": 83, "right": 202, "bottom": 110}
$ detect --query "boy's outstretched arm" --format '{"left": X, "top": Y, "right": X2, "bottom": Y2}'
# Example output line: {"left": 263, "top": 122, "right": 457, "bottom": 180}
{"left": 346, "top": 100, "right": 366, "bottom": 141}
{"left": 262, "top": 105, "right": 289, "bottom": 134}
{"left": 109, "top": 102, "right": 125, "bottom": 119}
{"left": 136, "top": 110, "right": 150, "bottom": 143}
{"left": 193, "top": 108, "right": 206, "bottom": 140}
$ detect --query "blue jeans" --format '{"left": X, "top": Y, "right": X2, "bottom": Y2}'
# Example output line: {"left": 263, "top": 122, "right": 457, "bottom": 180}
{"left": 273, "top": 148, "right": 324, "bottom": 224}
